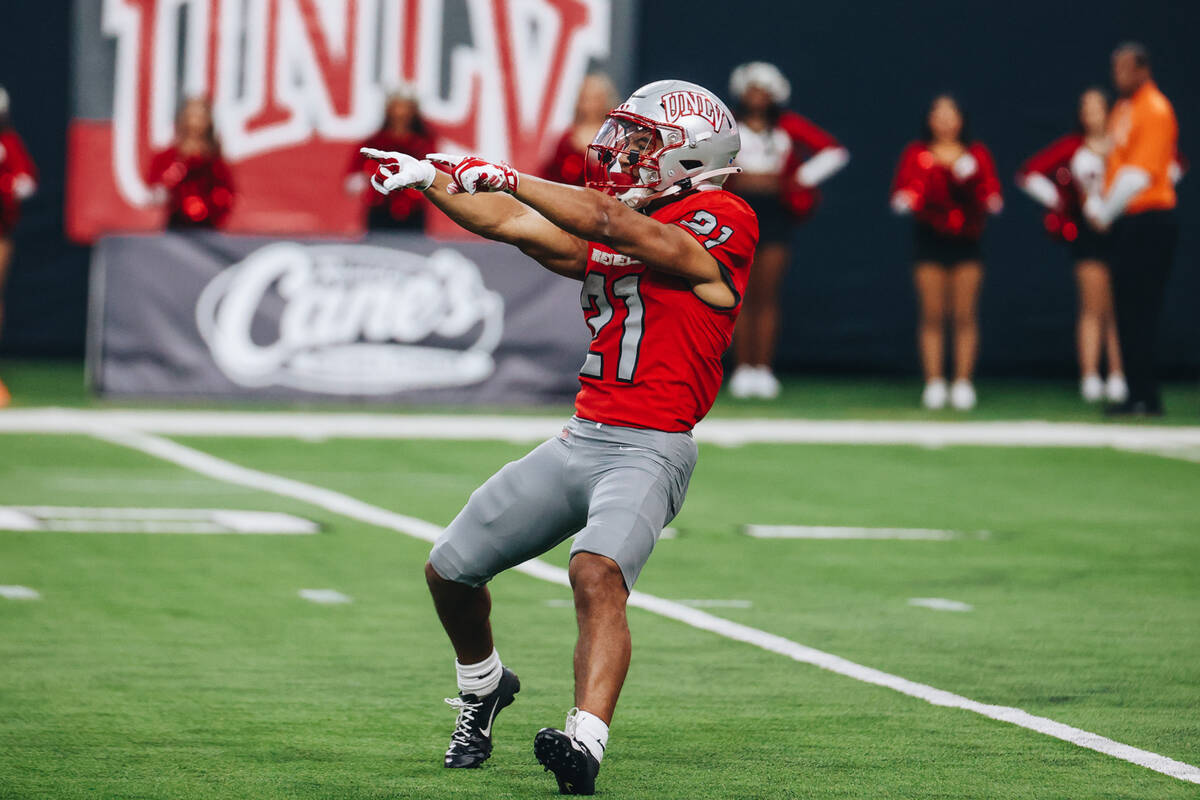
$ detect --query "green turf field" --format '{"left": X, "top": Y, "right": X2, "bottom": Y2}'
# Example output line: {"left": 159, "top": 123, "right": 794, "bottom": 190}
{"left": 2, "top": 415, "right": 1198, "bottom": 798}
{"left": 3, "top": 357, "right": 1198, "bottom": 422}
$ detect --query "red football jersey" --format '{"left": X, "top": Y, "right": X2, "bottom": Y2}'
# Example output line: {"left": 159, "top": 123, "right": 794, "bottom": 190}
{"left": 573, "top": 189, "right": 759, "bottom": 432}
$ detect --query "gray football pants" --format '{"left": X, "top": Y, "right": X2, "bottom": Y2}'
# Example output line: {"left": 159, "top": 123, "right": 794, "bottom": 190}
{"left": 429, "top": 416, "right": 698, "bottom": 590}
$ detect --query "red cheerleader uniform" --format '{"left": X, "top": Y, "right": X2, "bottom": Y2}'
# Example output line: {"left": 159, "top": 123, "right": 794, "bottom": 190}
{"left": 1016, "top": 133, "right": 1110, "bottom": 261}
{"left": 0, "top": 129, "right": 38, "bottom": 235}
{"left": 731, "top": 111, "right": 846, "bottom": 244}
{"left": 541, "top": 131, "right": 588, "bottom": 186}
{"left": 892, "top": 141, "right": 1002, "bottom": 265}
{"left": 145, "top": 147, "right": 235, "bottom": 229}
{"left": 347, "top": 129, "right": 435, "bottom": 230}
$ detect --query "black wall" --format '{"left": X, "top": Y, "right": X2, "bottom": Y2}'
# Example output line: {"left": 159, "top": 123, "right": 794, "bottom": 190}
{"left": 641, "top": 0, "right": 1199, "bottom": 376}
{"left": 0, "top": 1, "right": 90, "bottom": 356}
{"left": 2, "top": 0, "right": 1197, "bottom": 375}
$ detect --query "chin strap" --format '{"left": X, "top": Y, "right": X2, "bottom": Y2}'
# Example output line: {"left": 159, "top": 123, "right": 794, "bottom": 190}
{"left": 621, "top": 166, "right": 743, "bottom": 208}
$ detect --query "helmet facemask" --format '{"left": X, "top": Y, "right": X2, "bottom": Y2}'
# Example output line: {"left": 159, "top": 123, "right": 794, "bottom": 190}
{"left": 585, "top": 112, "right": 683, "bottom": 208}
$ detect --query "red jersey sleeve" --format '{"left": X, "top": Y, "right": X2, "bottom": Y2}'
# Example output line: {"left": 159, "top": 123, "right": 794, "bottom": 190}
{"left": 779, "top": 112, "right": 840, "bottom": 154}
{"left": 891, "top": 142, "right": 927, "bottom": 207}
{"left": 0, "top": 131, "right": 38, "bottom": 184}
{"left": 657, "top": 190, "right": 759, "bottom": 307}
{"left": 970, "top": 142, "right": 1003, "bottom": 208}
{"left": 1016, "top": 134, "right": 1080, "bottom": 181}
{"left": 144, "top": 149, "right": 175, "bottom": 186}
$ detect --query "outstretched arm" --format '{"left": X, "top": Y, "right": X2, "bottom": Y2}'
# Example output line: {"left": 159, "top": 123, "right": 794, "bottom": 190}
{"left": 516, "top": 176, "right": 732, "bottom": 304}
{"left": 424, "top": 170, "right": 588, "bottom": 279}
{"left": 432, "top": 155, "right": 735, "bottom": 307}
{"left": 362, "top": 148, "right": 588, "bottom": 279}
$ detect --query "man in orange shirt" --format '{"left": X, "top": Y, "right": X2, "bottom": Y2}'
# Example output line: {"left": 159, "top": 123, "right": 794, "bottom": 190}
{"left": 1085, "top": 43, "right": 1179, "bottom": 415}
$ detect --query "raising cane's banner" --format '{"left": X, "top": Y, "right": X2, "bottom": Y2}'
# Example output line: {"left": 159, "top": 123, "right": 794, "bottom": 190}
{"left": 88, "top": 232, "right": 589, "bottom": 402}
{"left": 68, "top": 0, "right": 635, "bottom": 242}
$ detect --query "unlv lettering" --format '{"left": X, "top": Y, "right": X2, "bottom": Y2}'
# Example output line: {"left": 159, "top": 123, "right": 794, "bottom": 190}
{"left": 93, "top": 0, "right": 611, "bottom": 211}
{"left": 659, "top": 90, "right": 726, "bottom": 131}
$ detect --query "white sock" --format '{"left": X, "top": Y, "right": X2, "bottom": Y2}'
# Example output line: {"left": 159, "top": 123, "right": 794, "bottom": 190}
{"left": 455, "top": 649, "right": 502, "bottom": 697}
{"left": 565, "top": 707, "right": 608, "bottom": 763}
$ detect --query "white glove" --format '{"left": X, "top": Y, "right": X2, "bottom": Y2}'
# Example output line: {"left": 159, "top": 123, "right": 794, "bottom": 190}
{"left": 951, "top": 152, "right": 978, "bottom": 181}
{"left": 12, "top": 174, "right": 36, "bottom": 200}
{"left": 890, "top": 190, "right": 916, "bottom": 214}
{"left": 427, "top": 153, "right": 520, "bottom": 195}
{"left": 1082, "top": 194, "right": 1107, "bottom": 230}
{"left": 360, "top": 147, "right": 436, "bottom": 194}
{"left": 795, "top": 147, "right": 850, "bottom": 188}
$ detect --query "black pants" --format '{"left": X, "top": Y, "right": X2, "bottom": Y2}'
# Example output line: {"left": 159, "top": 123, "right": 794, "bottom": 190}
{"left": 1109, "top": 210, "right": 1179, "bottom": 409}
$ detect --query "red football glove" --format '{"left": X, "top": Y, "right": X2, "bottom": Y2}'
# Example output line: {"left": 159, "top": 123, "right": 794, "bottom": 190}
{"left": 427, "top": 153, "right": 520, "bottom": 195}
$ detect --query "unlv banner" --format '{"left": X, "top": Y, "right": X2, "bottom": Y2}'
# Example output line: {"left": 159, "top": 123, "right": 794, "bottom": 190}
{"left": 88, "top": 232, "right": 589, "bottom": 402}
{"left": 68, "top": 0, "right": 635, "bottom": 242}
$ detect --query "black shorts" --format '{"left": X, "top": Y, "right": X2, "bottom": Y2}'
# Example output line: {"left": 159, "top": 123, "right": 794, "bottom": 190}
{"left": 742, "top": 191, "right": 792, "bottom": 246}
{"left": 1069, "top": 223, "right": 1110, "bottom": 263}
{"left": 913, "top": 223, "right": 982, "bottom": 266}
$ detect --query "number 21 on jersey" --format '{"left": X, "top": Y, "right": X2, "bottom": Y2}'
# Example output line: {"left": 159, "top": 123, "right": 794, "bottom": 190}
{"left": 580, "top": 272, "right": 644, "bottom": 383}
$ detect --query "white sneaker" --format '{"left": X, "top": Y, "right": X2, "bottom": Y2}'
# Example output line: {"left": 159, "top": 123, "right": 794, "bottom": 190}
{"left": 729, "top": 365, "right": 757, "bottom": 399}
{"left": 950, "top": 379, "right": 976, "bottom": 411}
{"left": 1105, "top": 374, "right": 1129, "bottom": 404}
{"left": 1080, "top": 374, "right": 1105, "bottom": 403}
{"left": 754, "top": 366, "right": 781, "bottom": 399}
{"left": 922, "top": 378, "right": 948, "bottom": 410}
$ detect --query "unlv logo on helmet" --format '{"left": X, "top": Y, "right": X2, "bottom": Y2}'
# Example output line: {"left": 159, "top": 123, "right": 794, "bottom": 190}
{"left": 659, "top": 91, "right": 728, "bottom": 131}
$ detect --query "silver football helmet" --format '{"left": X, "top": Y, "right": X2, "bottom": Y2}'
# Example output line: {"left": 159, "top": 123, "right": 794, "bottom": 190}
{"left": 585, "top": 79, "right": 741, "bottom": 209}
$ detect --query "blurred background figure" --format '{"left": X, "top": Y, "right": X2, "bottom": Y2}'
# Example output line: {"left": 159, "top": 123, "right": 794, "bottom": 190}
{"left": 0, "top": 85, "right": 38, "bottom": 407}
{"left": 892, "top": 95, "right": 1003, "bottom": 411}
{"left": 145, "top": 97, "right": 234, "bottom": 230}
{"left": 1085, "top": 43, "right": 1179, "bottom": 416}
{"left": 1017, "top": 89, "right": 1127, "bottom": 404}
{"left": 346, "top": 86, "right": 435, "bottom": 231}
{"left": 725, "top": 62, "right": 849, "bottom": 399}
{"left": 542, "top": 73, "right": 618, "bottom": 186}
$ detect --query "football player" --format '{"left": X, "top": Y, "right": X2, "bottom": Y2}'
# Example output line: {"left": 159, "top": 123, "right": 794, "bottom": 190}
{"left": 364, "top": 79, "right": 758, "bottom": 795}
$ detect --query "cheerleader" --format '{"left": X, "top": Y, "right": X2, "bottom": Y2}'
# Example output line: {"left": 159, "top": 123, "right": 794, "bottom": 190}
{"left": 891, "top": 94, "right": 1002, "bottom": 410}
{"left": 346, "top": 86, "right": 435, "bottom": 230}
{"left": 541, "top": 73, "right": 618, "bottom": 186}
{"left": 725, "top": 62, "right": 849, "bottom": 399}
{"left": 1017, "top": 88, "right": 1126, "bottom": 403}
{"left": 145, "top": 97, "right": 234, "bottom": 229}
{"left": 0, "top": 85, "right": 38, "bottom": 407}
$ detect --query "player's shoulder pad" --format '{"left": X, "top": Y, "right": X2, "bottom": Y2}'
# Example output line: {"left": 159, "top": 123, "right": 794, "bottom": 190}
{"left": 667, "top": 187, "right": 755, "bottom": 218}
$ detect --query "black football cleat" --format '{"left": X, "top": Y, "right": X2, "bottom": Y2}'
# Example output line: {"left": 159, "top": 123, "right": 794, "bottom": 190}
{"left": 442, "top": 667, "right": 520, "bottom": 768}
{"left": 534, "top": 727, "right": 601, "bottom": 795}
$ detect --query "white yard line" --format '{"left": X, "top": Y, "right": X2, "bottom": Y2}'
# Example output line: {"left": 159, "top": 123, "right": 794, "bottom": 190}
{"left": 745, "top": 525, "right": 967, "bottom": 540}
{"left": 909, "top": 598, "right": 975, "bottom": 612}
{"left": 85, "top": 425, "right": 1200, "bottom": 785}
{"left": 3, "top": 407, "right": 1200, "bottom": 457}
{"left": 0, "top": 506, "right": 319, "bottom": 535}
{"left": 0, "top": 585, "right": 41, "bottom": 600}
{"left": 299, "top": 589, "right": 353, "bottom": 605}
